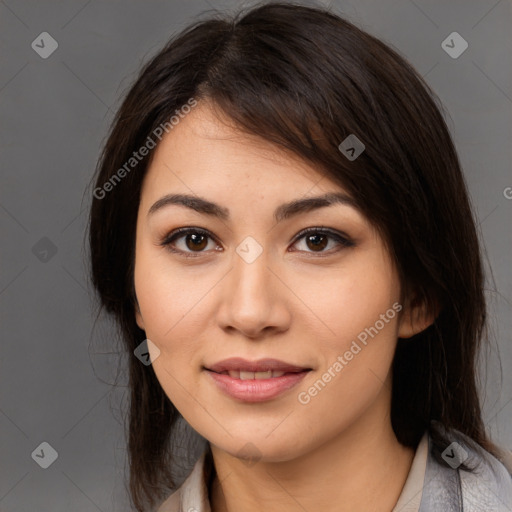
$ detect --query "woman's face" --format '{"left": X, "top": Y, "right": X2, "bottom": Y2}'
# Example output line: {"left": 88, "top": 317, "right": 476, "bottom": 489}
{"left": 134, "top": 101, "right": 413, "bottom": 462}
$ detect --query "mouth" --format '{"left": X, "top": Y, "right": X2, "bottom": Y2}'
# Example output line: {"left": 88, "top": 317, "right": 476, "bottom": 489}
{"left": 205, "top": 357, "right": 311, "bottom": 375}
{"left": 204, "top": 358, "right": 312, "bottom": 402}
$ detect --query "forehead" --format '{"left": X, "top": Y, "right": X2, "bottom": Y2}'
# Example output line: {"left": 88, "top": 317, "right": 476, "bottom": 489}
{"left": 141, "top": 101, "right": 336, "bottom": 197}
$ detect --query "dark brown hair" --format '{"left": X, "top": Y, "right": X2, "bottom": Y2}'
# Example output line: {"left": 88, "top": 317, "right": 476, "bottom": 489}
{"left": 88, "top": 2, "right": 500, "bottom": 510}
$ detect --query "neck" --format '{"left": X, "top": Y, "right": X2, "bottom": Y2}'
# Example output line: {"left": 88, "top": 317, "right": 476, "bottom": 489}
{"left": 209, "top": 391, "right": 415, "bottom": 512}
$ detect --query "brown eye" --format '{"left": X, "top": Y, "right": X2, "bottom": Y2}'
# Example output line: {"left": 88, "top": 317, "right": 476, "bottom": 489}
{"left": 160, "top": 227, "right": 219, "bottom": 257}
{"left": 160, "top": 226, "right": 354, "bottom": 259}
{"left": 304, "top": 233, "right": 329, "bottom": 251}
{"left": 291, "top": 227, "right": 354, "bottom": 255}
{"left": 185, "top": 232, "right": 208, "bottom": 251}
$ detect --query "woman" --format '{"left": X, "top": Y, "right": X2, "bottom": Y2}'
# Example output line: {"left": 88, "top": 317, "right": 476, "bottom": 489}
{"left": 88, "top": 3, "right": 512, "bottom": 511}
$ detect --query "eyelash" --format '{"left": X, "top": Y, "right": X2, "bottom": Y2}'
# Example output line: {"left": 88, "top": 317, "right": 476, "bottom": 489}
{"left": 159, "top": 226, "right": 355, "bottom": 259}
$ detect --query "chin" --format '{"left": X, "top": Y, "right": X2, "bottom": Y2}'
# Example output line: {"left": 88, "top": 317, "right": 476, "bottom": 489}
{"left": 210, "top": 431, "right": 308, "bottom": 464}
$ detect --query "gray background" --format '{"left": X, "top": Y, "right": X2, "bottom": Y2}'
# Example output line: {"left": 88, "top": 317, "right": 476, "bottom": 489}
{"left": 1, "top": 0, "right": 511, "bottom": 510}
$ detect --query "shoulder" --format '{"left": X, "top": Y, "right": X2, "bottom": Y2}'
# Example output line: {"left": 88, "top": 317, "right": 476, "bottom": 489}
{"left": 455, "top": 429, "right": 512, "bottom": 511}
{"left": 420, "top": 425, "right": 512, "bottom": 512}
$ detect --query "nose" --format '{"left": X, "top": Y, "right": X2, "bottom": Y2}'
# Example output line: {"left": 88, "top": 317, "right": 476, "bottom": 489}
{"left": 216, "top": 244, "right": 291, "bottom": 339}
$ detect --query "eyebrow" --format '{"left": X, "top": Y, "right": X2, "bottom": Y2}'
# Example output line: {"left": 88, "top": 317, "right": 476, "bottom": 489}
{"left": 147, "top": 192, "right": 358, "bottom": 223}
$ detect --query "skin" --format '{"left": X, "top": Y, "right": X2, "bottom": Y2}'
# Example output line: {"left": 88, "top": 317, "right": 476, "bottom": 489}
{"left": 134, "top": 100, "right": 434, "bottom": 512}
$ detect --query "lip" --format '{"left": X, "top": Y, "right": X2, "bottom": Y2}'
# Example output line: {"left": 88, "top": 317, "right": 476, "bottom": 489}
{"left": 206, "top": 357, "right": 310, "bottom": 373}
{"left": 204, "top": 358, "right": 311, "bottom": 403}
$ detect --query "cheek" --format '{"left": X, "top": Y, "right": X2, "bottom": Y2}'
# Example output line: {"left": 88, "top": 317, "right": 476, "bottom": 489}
{"left": 134, "top": 244, "right": 209, "bottom": 339}
{"left": 294, "top": 307, "right": 399, "bottom": 446}
{"left": 297, "top": 257, "right": 400, "bottom": 350}
{"left": 134, "top": 250, "right": 208, "bottom": 408}
{"left": 291, "top": 254, "right": 400, "bottom": 411}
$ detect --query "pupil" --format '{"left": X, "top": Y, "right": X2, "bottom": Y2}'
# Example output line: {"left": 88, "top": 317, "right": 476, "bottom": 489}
{"left": 307, "top": 234, "right": 327, "bottom": 251}
{"left": 187, "top": 233, "right": 207, "bottom": 251}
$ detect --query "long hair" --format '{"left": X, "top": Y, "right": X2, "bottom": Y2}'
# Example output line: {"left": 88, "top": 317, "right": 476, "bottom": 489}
{"left": 88, "top": 3, "right": 500, "bottom": 510}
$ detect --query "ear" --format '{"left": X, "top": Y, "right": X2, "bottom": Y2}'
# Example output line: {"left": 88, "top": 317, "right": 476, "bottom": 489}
{"left": 135, "top": 301, "right": 145, "bottom": 331}
{"left": 398, "top": 294, "right": 438, "bottom": 339}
